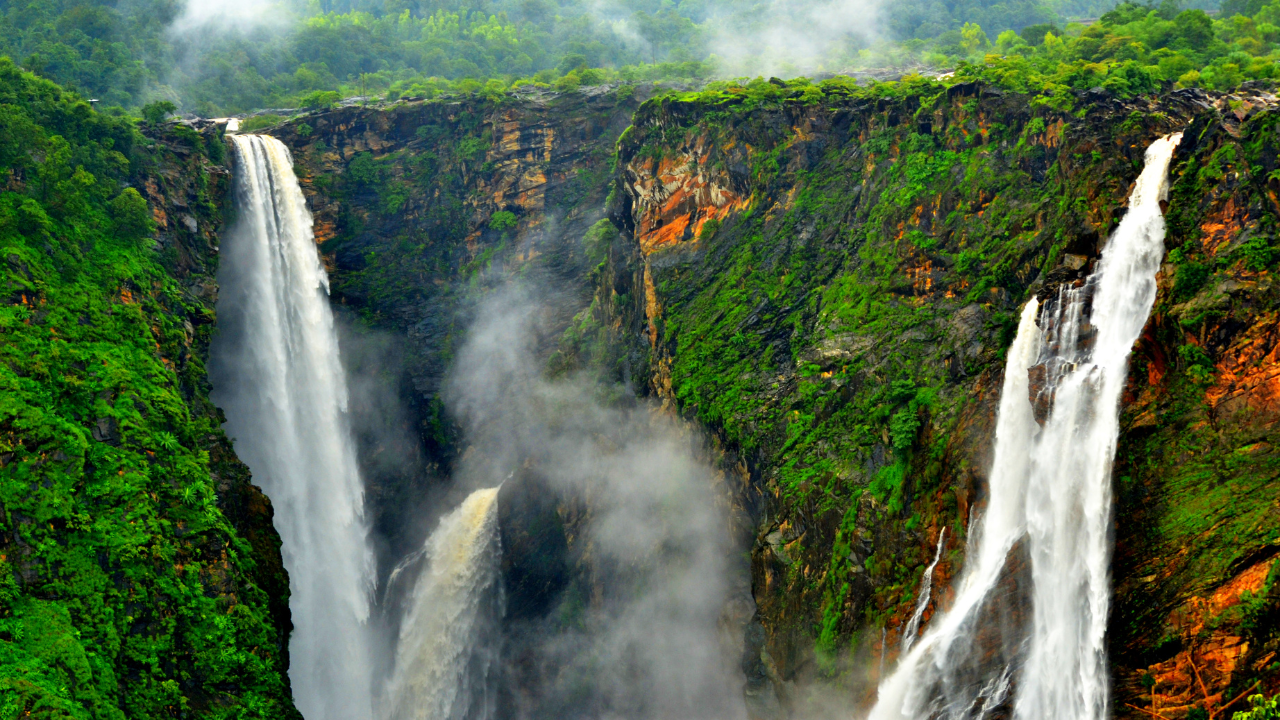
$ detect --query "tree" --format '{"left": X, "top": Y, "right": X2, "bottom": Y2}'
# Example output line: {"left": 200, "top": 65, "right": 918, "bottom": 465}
{"left": 961, "top": 22, "right": 991, "bottom": 55}
{"left": 109, "top": 188, "right": 154, "bottom": 243}
{"left": 140, "top": 100, "right": 176, "bottom": 125}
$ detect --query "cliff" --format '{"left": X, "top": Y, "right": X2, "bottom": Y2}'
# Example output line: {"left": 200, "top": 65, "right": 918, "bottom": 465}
{"left": 271, "top": 88, "right": 644, "bottom": 580}
{"left": 264, "top": 79, "right": 1280, "bottom": 718}
{"left": 10, "top": 71, "right": 1267, "bottom": 718}
{"left": 588, "top": 80, "right": 1280, "bottom": 716}
{"left": 0, "top": 62, "right": 297, "bottom": 718}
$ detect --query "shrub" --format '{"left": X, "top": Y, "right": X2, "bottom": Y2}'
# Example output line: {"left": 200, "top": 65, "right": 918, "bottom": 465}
{"left": 489, "top": 210, "right": 518, "bottom": 232}
{"left": 346, "top": 152, "right": 382, "bottom": 186}
{"left": 555, "top": 72, "right": 582, "bottom": 92}
{"left": 299, "top": 90, "right": 341, "bottom": 108}
{"left": 238, "top": 114, "right": 283, "bottom": 133}
{"left": 1234, "top": 693, "right": 1279, "bottom": 719}
{"left": 109, "top": 188, "right": 153, "bottom": 242}
{"left": 140, "top": 100, "right": 176, "bottom": 125}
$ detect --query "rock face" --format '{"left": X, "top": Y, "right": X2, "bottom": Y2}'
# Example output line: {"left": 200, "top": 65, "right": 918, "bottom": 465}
{"left": 598, "top": 84, "right": 1280, "bottom": 715}
{"left": 271, "top": 82, "right": 1280, "bottom": 718}
{"left": 143, "top": 129, "right": 295, "bottom": 676}
{"left": 275, "top": 88, "right": 644, "bottom": 574}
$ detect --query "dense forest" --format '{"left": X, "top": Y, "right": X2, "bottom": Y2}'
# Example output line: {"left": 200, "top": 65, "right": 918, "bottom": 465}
{"left": 1, "top": 0, "right": 1267, "bottom": 117}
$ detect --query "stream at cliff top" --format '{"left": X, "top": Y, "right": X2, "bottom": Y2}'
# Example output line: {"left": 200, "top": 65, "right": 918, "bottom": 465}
{"left": 210, "top": 134, "right": 376, "bottom": 720}
{"left": 871, "top": 132, "right": 1182, "bottom": 720}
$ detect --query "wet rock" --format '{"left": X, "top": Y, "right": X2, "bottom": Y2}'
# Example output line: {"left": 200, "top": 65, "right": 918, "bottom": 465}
{"left": 92, "top": 416, "right": 120, "bottom": 445}
{"left": 1028, "top": 364, "right": 1053, "bottom": 425}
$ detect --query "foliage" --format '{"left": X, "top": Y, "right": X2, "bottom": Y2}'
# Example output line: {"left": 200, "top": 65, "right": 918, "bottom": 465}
{"left": 0, "top": 0, "right": 717, "bottom": 114}
{"left": 0, "top": 57, "right": 295, "bottom": 718}
{"left": 489, "top": 210, "right": 517, "bottom": 232}
{"left": 1234, "top": 694, "right": 1280, "bottom": 719}
{"left": 238, "top": 114, "right": 284, "bottom": 133}
{"left": 8, "top": 0, "right": 1280, "bottom": 118}
{"left": 922, "top": 1, "right": 1280, "bottom": 95}
{"left": 610, "top": 58, "right": 1205, "bottom": 665}
{"left": 140, "top": 100, "right": 175, "bottom": 125}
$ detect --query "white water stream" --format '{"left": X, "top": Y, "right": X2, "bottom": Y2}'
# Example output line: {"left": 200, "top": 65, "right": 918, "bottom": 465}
{"left": 901, "top": 528, "right": 946, "bottom": 655}
{"left": 383, "top": 488, "right": 503, "bottom": 720}
{"left": 870, "top": 133, "right": 1182, "bottom": 720}
{"left": 211, "top": 134, "right": 376, "bottom": 720}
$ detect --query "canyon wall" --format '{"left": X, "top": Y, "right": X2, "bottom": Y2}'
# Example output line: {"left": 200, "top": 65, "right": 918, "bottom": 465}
{"left": 592, "top": 81, "right": 1280, "bottom": 717}
{"left": 269, "top": 80, "right": 1280, "bottom": 719}
{"left": 273, "top": 89, "right": 645, "bottom": 593}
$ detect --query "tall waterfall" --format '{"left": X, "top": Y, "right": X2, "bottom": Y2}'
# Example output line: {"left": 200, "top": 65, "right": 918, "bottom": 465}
{"left": 870, "top": 133, "right": 1182, "bottom": 720}
{"left": 210, "top": 134, "right": 375, "bottom": 720}
{"left": 383, "top": 488, "right": 503, "bottom": 720}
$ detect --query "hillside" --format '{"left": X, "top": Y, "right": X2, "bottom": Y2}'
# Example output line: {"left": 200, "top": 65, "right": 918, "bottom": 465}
{"left": 258, "top": 77, "right": 1280, "bottom": 717}
{"left": 0, "top": 58, "right": 297, "bottom": 718}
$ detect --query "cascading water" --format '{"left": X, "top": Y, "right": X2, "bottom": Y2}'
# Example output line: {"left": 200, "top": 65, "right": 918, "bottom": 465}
{"left": 901, "top": 528, "right": 946, "bottom": 655}
{"left": 870, "top": 132, "right": 1182, "bottom": 720}
{"left": 210, "top": 134, "right": 376, "bottom": 720}
{"left": 382, "top": 488, "right": 503, "bottom": 720}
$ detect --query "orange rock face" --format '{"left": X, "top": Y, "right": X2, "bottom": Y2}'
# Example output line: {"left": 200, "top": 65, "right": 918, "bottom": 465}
{"left": 1139, "top": 559, "right": 1275, "bottom": 717}
{"left": 1206, "top": 311, "right": 1280, "bottom": 425}
{"left": 626, "top": 148, "right": 749, "bottom": 255}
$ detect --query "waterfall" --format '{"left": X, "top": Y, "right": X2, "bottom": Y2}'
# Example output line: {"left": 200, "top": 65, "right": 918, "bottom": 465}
{"left": 210, "top": 134, "right": 375, "bottom": 720}
{"left": 901, "top": 528, "right": 946, "bottom": 654}
{"left": 870, "top": 133, "right": 1182, "bottom": 720}
{"left": 383, "top": 488, "right": 503, "bottom": 720}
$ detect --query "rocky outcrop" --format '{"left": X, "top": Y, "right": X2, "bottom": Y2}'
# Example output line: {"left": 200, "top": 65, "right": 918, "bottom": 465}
{"left": 144, "top": 126, "right": 295, "bottom": 665}
{"left": 1110, "top": 103, "right": 1280, "bottom": 718}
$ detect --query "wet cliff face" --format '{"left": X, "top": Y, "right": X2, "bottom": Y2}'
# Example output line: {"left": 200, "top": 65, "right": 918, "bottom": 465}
{"left": 1111, "top": 104, "right": 1280, "bottom": 717}
{"left": 598, "top": 83, "right": 1280, "bottom": 715}
{"left": 145, "top": 128, "right": 295, "bottom": 691}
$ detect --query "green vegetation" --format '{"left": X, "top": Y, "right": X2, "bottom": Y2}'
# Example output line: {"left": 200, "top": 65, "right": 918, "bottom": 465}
{"left": 0, "top": 0, "right": 716, "bottom": 115}
{"left": 0, "top": 57, "right": 295, "bottom": 717}
{"left": 1235, "top": 694, "right": 1280, "bottom": 720}
{"left": 606, "top": 53, "right": 1262, "bottom": 675}
{"left": 238, "top": 114, "right": 284, "bottom": 133}
{"left": 913, "top": 0, "right": 1280, "bottom": 93}
{"left": 10, "top": 0, "right": 1280, "bottom": 119}
{"left": 140, "top": 100, "right": 176, "bottom": 125}
{"left": 3, "top": 0, "right": 1280, "bottom": 710}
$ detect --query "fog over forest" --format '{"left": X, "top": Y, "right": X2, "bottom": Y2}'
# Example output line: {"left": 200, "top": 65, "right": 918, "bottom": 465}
{"left": 1, "top": 0, "right": 1225, "bottom": 114}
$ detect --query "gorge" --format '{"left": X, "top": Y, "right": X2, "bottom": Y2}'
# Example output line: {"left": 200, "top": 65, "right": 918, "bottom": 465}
{"left": 1, "top": 59, "right": 1279, "bottom": 720}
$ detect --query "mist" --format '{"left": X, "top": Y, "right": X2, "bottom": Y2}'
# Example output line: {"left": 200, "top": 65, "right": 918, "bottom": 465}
{"left": 703, "top": 0, "right": 882, "bottom": 75}
{"left": 419, "top": 282, "right": 753, "bottom": 719}
{"left": 153, "top": 0, "right": 886, "bottom": 113}
{"left": 588, "top": 0, "right": 884, "bottom": 77}
{"left": 170, "top": 0, "right": 299, "bottom": 34}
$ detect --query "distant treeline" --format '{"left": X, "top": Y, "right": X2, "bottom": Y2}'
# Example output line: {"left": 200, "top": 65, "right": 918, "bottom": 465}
{"left": 5, "top": 0, "right": 1270, "bottom": 119}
